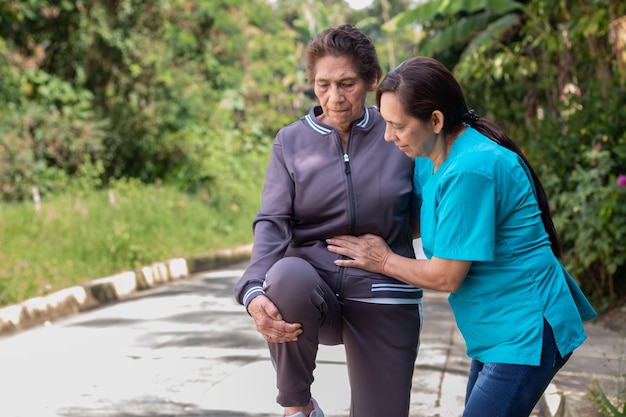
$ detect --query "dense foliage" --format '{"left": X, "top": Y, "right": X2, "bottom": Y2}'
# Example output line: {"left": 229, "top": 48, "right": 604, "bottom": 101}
{"left": 0, "top": 0, "right": 304, "bottom": 203}
{"left": 1, "top": 0, "right": 625, "bottom": 309}
{"left": 389, "top": 0, "right": 626, "bottom": 306}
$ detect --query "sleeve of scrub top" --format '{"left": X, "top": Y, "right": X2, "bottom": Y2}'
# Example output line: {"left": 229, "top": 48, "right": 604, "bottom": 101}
{"left": 432, "top": 171, "right": 497, "bottom": 261}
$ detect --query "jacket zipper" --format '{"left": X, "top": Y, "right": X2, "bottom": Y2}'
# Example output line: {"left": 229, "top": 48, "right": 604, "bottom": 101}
{"left": 343, "top": 152, "right": 357, "bottom": 231}
{"left": 335, "top": 133, "right": 357, "bottom": 296}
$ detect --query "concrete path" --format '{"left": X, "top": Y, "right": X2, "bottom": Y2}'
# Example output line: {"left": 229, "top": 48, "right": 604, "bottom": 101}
{"left": 0, "top": 258, "right": 621, "bottom": 417}
{"left": 0, "top": 261, "right": 471, "bottom": 417}
{"left": 550, "top": 320, "right": 625, "bottom": 417}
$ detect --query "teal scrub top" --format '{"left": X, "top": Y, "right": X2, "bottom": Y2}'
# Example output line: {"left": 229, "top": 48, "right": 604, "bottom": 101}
{"left": 416, "top": 127, "right": 596, "bottom": 365}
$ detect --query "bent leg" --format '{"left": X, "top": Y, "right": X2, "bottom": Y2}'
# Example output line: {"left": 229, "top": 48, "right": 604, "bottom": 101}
{"left": 263, "top": 257, "right": 341, "bottom": 407}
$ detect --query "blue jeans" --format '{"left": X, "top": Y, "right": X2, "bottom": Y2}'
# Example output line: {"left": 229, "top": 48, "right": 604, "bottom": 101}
{"left": 463, "top": 320, "right": 571, "bottom": 417}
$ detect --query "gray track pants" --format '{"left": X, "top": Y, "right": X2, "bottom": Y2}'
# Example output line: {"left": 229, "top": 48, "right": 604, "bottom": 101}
{"left": 264, "top": 257, "right": 422, "bottom": 417}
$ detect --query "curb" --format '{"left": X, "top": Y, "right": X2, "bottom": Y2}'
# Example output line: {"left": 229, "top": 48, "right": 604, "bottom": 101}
{"left": 541, "top": 382, "right": 592, "bottom": 417}
{"left": 0, "top": 244, "right": 253, "bottom": 336}
{"left": 541, "top": 383, "right": 566, "bottom": 417}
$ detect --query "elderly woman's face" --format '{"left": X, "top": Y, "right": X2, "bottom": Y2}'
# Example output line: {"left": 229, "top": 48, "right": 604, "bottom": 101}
{"left": 313, "top": 55, "right": 375, "bottom": 132}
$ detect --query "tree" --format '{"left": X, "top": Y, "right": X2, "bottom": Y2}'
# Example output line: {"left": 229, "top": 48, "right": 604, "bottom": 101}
{"left": 382, "top": 0, "right": 626, "bottom": 304}
{"left": 0, "top": 1, "right": 106, "bottom": 201}
{"left": 384, "top": 0, "right": 524, "bottom": 67}
{"left": 0, "top": 0, "right": 305, "bottom": 202}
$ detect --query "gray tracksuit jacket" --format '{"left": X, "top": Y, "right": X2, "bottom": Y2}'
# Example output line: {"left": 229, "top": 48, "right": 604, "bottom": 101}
{"left": 234, "top": 106, "right": 422, "bottom": 308}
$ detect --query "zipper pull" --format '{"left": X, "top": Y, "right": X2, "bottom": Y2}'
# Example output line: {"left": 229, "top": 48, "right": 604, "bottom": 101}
{"left": 344, "top": 153, "right": 350, "bottom": 174}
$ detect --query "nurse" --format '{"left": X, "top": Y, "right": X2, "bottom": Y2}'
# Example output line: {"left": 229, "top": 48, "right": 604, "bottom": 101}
{"left": 327, "top": 56, "right": 596, "bottom": 417}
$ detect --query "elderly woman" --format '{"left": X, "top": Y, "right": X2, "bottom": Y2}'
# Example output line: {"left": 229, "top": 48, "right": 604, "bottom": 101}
{"left": 234, "top": 25, "right": 423, "bottom": 417}
{"left": 327, "top": 56, "right": 596, "bottom": 417}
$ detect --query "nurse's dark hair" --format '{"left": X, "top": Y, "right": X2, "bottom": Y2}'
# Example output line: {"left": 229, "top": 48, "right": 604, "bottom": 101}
{"left": 377, "top": 56, "right": 561, "bottom": 258}
{"left": 306, "top": 24, "right": 382, "bottom": 87}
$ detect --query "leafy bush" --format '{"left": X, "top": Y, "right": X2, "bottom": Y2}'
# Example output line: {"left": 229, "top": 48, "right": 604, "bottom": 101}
{"left": 453, "top": 0, "right": 626, "bottom": 306}
{"left": 0, "top": 0, "right": 300, "bottom": 201}
{"left": 0, "top": 64, "right": 106, "bottom": 201}
{"left": 531, "top": 77, "right": 626, "bottom": 306}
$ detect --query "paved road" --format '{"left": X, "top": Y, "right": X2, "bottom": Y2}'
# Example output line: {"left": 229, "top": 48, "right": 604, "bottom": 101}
{"left": 2, "top": 258, "right": 619, "bottom": 417}
{"left": 0, "top": 261, "right": 471, "bottom": 417}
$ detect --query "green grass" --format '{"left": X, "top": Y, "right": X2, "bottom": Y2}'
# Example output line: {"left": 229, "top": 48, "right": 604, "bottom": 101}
{"left": 0, "top": 180, "right": 260, "bottom": 306}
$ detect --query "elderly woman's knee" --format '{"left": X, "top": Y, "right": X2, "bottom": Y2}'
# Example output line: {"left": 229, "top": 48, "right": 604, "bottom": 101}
{"left": 265, "top": 257, "right": 322, "bottom": 303}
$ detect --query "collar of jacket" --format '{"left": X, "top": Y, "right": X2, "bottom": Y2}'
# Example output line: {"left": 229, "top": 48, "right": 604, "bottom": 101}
{"left": 304, "top": 106, "right": 374, "bottom": 134}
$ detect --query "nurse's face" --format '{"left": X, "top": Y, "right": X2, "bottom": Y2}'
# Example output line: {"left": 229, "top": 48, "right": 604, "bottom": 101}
{"left": 380, "top": 92, "right": 439, "bottom": 159}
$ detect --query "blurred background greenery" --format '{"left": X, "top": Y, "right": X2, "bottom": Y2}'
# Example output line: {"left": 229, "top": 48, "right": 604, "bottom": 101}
{"left": 0, "top": 0, "right": 625, "bottom": 315}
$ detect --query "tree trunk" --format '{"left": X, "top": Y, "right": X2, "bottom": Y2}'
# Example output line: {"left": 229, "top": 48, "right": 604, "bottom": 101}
{"left": 609, "top": 1, "right": 626, "bottom": 86}
{"left": 381, "top": 0, "right": 395, "bottom": 69}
